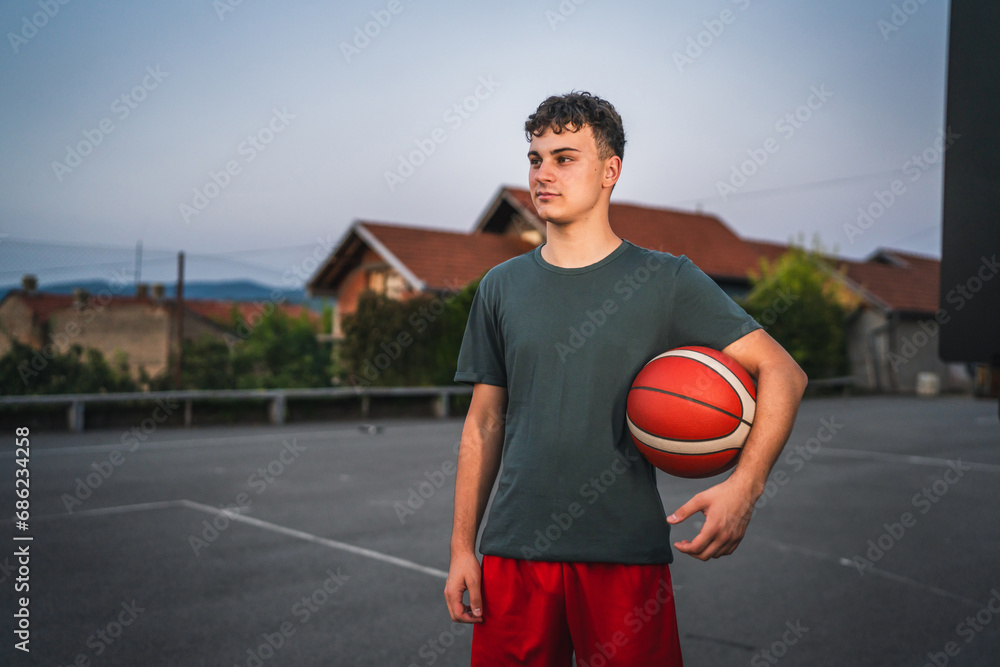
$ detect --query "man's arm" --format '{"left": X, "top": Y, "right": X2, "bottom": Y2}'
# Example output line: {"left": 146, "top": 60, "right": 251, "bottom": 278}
{"left": 667, "top": 329, "right": 808, "bottom": 560}
{"left": 444, "top": 382, "right": 507, "bottom": 623}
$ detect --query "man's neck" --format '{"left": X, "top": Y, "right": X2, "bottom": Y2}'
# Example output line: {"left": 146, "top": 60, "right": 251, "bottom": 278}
{"left": 541, "top": 216, "right": 622, "bottom": 269}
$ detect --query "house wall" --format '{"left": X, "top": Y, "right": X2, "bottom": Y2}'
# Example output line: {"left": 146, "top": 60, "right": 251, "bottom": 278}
{"left": 48, "top": 301, "right": 173, "bottom": 378}
{"left": 3, "top": 296, "right": 232, "bottom": 381}
{"left": 0, "top": 296, "right": 41, "bottom": 355}
{"left": 846, "top": 307, "right": 889, "bottom": 391}
{"left": 332, "top": 248, "right": 424, "bottom": 339}
{"left": 888, "top": 316, "right": 972, "bottom": 393}
{"left": 336, "top": 248, "right": 385, "bottom": 322}
{"left": 846, "top": 306, "right": 971, "bottom": 393}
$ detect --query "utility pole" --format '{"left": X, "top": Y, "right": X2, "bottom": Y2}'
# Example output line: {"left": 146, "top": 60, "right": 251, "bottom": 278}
{"left": 173, "top": 251, "right": 185, "bottom": 389}
{"left": 134, "top": 240, "right": 142, "bottom": 286}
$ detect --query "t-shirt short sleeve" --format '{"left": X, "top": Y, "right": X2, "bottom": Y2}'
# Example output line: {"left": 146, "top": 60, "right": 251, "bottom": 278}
{"left": 454, "top": 274, "right": 507, "bottom": 388}
{"left": 668, "top": 256, "right": 762, "bottom": 350}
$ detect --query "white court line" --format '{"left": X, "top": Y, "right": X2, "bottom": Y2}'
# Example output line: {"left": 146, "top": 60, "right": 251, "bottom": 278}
{"left": 18, "top": 499, "right": 449, "bottom": 580}
{"left": 178, "top": 500, "right": 449, "bottom": 580}
{"left": 814, "top": 447, "right": 1000, "bottom": 473}
{"left": 19, "top": 498, "right": 448, "bottom": 579}
{"left": 26, "top": 499, "right": 188, "bottom": 521}
{"left": 754, "top": 536, "right": 982, "bottom": 608}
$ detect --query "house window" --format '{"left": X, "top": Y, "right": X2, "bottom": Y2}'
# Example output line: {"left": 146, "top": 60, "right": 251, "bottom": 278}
{"left": 386, "top": 273, "right": 405, "bottom": 299}
{"left": 367, "top": 269, "right": 386, "bottom": 294}
{"left": 367, "top": 269, "right": 406, "bottom": 299}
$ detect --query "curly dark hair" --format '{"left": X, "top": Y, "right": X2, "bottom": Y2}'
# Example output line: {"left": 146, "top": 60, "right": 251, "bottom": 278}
{"left": 524, "top": 91, "right": 625, "bottom": 161}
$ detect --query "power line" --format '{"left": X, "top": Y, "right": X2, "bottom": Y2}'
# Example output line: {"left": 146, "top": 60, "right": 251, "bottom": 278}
{"left": 0, "top": 236, "right": 323, "bottom": 256}
{"left": 0, "top": 237, "right": 322, "bottom": 280}
{"left": 668, "top": 165, "right": 940, "bottom": 208}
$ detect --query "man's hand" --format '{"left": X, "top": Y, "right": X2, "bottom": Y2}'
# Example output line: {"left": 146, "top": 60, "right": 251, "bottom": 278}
{"left": 444, "top": 551, "right": 484, "bottom": 623}
{"left": 667, "top": 477, "right": 758, "bottom": 560}
{"left": 665, "top": 328, "right": 808, "bottom": 561}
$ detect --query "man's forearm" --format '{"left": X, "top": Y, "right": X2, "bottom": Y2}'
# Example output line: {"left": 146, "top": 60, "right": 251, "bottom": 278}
{"left": 450, "top": 411, "right": 505, "bottom": 556}
{"left": 728, "top": 359, "right": 808, "bottom": 497}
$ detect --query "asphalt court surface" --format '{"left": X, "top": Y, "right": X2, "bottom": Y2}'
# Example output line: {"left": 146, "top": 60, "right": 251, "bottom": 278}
{"left": 1, "top": 395, "right": 999, "bottom": 666}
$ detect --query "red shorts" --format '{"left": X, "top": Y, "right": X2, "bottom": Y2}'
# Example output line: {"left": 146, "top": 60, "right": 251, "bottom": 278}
{"left": 472, "top": 555, "right": 683, "bottom": 666}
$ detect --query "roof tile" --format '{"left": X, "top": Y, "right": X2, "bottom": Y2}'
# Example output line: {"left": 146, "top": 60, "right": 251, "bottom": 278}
{"left": 359, "top": 221, "right": 537, "bottom": 291}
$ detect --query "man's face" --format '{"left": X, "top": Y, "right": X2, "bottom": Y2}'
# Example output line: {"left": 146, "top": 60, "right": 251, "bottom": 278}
{"left": 527, "top": 124, "right": 613, "bottom": 224}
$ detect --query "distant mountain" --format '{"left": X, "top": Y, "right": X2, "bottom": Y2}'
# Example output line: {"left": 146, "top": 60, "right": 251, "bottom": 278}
{"left": 0, "top": 279, "right": 330, "bottom": 309}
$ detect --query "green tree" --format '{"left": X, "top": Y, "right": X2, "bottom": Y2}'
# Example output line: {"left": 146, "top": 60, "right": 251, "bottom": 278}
{"left": 153, "top": 307, "right": 331, "bottom": 390}
{"left": 741, "top": 245, "right": 848, "bottom": 380}
{"left": 338, "top": 277, "right": 481, "bottom": 388}
{"left": 0, "top": 340, "right": 139, "bottom": 395}
{"left": 229, "top": 307, "right": 330, "bottom": 389}
{"left": 168, "top": 336, "right": 236, "bottom": 390}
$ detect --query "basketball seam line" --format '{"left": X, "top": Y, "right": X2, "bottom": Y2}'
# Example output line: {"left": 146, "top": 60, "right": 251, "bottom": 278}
{"left": 633, "top": 443, "right": 743, "bottom": 457}
{"left": 657, "top": 351, "right": 756, "bottom": 399}
{"left": 629, "top": 385, "right": 753, "bottom": 429}
{"left": 628, "top": 415, "right": 741, "bottom": 443}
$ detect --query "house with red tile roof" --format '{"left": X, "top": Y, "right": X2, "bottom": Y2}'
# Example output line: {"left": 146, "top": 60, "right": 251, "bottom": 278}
{"left": 827, "top": 249, "right": 965, "bottom": 393}
{"left": 308, "top": 186, "right": 967, "bottom": 393}
{"left": 307, "top": 216, "right": 536, "bottom": 338}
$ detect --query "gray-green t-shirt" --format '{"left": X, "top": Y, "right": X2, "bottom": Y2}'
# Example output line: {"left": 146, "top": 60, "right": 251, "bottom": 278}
{"left": 454, "top": 238, "right": 761, "bottom": 564}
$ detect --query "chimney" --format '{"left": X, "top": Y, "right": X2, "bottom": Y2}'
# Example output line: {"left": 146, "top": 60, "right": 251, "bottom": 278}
{"left": 136, "top": 283, "right": 149, "bottom": 299}
{"left": 73, "top": 288, "right": 90, "bottom": 309}
{"left": 151, "top": 283, "right": 166, "bottom": 300}
{"left": 21, "top": 274, "right": 38, "bottom": 294}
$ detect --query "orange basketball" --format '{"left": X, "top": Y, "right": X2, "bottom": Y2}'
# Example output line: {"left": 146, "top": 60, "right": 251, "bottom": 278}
{"left": 626, "top": 346, "right": 757, "bottom": 478}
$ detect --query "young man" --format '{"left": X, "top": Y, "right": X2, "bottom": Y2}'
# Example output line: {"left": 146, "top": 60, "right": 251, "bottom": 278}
{"left": 445, "top": 92, "right": 808, "bottom": 666}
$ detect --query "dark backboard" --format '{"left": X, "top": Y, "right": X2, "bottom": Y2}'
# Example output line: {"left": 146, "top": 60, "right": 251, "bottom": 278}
{"left": 940, "top": 0, "right": 1000, "bottom": 363}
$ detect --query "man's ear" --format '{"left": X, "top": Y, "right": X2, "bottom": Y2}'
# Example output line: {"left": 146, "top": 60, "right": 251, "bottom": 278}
{"left": 603, "top": 155, "right": 622, "bottom": 190}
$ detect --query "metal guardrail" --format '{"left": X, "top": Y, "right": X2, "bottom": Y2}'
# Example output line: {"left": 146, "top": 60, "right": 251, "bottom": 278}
{"left": 0, "top": 385, "right": 473, "bottom": 432}
{"left": 806, "top": 376, "right": 855, "bottom": 388}
{"left": 1, "top": 377, "right": 855, "bottom": 432}
{"left": 806, "top": 376, "right": 855, "bottom": 396}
